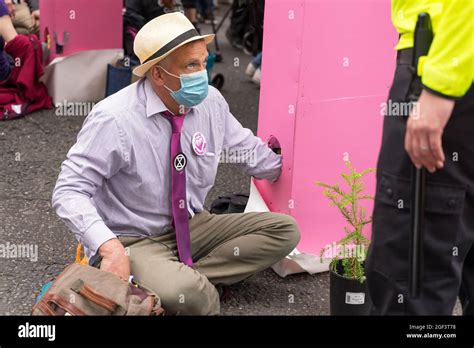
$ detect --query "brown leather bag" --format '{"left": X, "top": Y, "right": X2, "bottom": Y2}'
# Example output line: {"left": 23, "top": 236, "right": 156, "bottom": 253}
{"left": 32, "top": 263, "right": 165, "bottom": 316}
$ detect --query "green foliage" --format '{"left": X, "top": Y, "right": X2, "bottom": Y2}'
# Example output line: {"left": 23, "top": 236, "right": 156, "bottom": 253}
{"left": 316, "top": 161, "right": 375, "bottom": 283}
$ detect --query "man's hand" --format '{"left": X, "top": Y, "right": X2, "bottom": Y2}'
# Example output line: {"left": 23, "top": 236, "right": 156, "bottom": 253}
{"left": 405, "top": 89, "right": 455, "bottom": 173}
{"left": 31, "top": 9, "right": 40, "bottom": 27}
{"left": 98, "top": 238, "right": 130, "bottom": 281}
{"left": 4, "top": 0, "right": 15, "bottom": 17}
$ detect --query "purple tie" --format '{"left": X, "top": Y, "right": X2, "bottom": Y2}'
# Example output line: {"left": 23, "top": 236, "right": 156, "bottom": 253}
{"left": 160, "top": 110, "right": 193, "bottom": 267}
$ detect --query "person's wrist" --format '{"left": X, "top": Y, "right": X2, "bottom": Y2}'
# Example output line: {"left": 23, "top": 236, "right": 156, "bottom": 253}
{"left": 420, "top": 88, "right": 455, "bottom": 109}
{"left": 98, "top": 238, "right": 124, "bottom": 258}
{"left": 421, "top": 84, "right": 459, "bottom": 101}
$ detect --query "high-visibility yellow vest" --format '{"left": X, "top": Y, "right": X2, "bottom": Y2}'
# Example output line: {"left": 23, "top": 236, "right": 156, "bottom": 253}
{"left": 392, "top": 0, "right": 474, "bottom": 98}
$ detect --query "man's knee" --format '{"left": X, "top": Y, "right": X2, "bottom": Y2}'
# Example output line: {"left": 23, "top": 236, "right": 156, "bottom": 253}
{"left": 272, "top": 213, "right": 301, "bottom": 253}
{"left": 157, "top": 274, "right": 220, "bottom": 315}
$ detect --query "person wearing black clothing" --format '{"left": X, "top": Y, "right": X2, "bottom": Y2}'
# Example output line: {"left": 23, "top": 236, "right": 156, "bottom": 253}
{"left": 124, "top": 0, "right": 168, "bottom": 30}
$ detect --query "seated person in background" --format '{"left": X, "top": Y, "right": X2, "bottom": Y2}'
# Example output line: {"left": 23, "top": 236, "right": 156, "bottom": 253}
{"left": 0, "top": 0, "right": 51, "bottom": 120}
{"left": 4, "top": 0, "right": 39, "bottom": 36}
{"left": 0, "top": 0, "right": 17, "bottom": 81}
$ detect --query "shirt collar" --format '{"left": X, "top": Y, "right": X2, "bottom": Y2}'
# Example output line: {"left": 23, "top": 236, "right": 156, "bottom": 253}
{"left": 143, "top": 78, "right": 194, "bottom": 118}
{"left": 144, "top": 78, "right": 169, "bottom": 117}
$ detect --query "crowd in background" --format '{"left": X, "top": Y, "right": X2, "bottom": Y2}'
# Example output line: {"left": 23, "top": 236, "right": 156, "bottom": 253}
{"left": 0, "top": 0, "right": 265, "bottom": 120}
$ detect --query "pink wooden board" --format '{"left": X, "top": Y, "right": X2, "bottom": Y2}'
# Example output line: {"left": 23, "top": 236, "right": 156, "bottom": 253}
{"left": 255, "top": 0, "right": 398, "bottom": 255}
{"left": 40, "top": 0, "right": 123, "bottom": 62}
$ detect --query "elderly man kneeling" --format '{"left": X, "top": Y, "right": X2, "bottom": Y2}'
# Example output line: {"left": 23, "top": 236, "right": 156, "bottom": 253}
{"left": 52, "top": 12, "right": 300, "bottom": 315}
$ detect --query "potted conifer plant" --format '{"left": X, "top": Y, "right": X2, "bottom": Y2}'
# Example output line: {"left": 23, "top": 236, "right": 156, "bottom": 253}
{"left": 315, "top": 161, "right": 375, "bottom": 315}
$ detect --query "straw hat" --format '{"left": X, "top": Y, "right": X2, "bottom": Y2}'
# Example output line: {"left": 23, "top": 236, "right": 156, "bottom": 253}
{"left": 132, "top": 12, "right": 215, "bottom": 77}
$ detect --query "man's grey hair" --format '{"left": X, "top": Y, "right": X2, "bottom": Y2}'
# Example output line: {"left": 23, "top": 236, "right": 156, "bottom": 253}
{"left": 146, "top": 54, "right": 172, "bottom": 79}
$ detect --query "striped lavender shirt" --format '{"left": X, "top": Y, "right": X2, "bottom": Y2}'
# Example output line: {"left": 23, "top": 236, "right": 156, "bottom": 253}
{"left": 52, "top": 78, "right": 282, "bottom": 261}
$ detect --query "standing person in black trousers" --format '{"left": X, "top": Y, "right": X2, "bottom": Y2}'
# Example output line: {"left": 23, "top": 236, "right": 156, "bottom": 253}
{"left": 366, "top": 0, "right": 474, "bottom": 315}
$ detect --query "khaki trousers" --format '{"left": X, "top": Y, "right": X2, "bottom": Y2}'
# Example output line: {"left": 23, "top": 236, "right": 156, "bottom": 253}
{"left": 118, "top": 211, "right": 300, "bottom": 315}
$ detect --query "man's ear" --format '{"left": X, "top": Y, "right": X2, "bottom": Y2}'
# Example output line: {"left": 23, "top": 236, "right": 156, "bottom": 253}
{"left": 150, "top": 65, "right": 165, "bottom": 86}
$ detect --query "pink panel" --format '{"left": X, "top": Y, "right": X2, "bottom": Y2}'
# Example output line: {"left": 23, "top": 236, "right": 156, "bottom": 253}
{"left": 301, "top": 0, "right": 397, "bottom": 101}
{"left": 40, "top": 0, "right": 123, "bottom": 62}
{"left": 257, "top": 0, "right": 398, "bottom": 255}
{"left": 292, "top": 97, "right": 385, "bottom": 254}
{"left": 255, "top": 0, "right": 305, "bottom": 215}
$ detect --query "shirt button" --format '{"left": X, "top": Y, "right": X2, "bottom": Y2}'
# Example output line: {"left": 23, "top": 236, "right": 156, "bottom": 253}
{"left": 386, "top": 188, "right": 393, "bottom": 197}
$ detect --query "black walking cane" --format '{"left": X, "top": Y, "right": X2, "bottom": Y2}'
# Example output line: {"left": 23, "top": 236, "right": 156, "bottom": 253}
{"left": 409, "top": 12, "right": 433, "bottom": 299}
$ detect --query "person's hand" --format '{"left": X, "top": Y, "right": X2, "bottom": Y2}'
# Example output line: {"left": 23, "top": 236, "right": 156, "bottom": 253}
{"left": 31, "top": 9, "right": 40, "bottom": 27}
{"left": 4, "top": 0, "right": 15, "bottom": 17}
{"left": 98, "top": 238, "right": 130, "bottom": 281}
{"left": 404, "top": 89, "right": 455, "bottom": 173}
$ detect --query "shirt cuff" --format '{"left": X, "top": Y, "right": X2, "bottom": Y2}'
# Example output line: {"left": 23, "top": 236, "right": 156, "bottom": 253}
{"left": 82, "top": 220, "right": 117, "bottom": 257}
{"left": 267, "top": 153, "right": 283, "bottom": 183}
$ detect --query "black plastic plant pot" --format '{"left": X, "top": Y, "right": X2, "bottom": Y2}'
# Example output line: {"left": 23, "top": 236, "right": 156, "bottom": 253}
{"left": 329, "top": 259, "right": 372, "bottom": 315}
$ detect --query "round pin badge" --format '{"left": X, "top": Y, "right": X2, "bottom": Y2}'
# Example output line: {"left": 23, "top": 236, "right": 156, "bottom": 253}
{"left": 174, "top": 153, "right": 187, "bottom": 171}
{"left": 192, "top": 132, "right": 207, "bottom": 156}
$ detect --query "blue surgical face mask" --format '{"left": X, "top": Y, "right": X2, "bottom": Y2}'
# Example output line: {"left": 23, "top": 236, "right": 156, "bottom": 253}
{"left": 159, "top": 66, "right": 209, "bottom": 108}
